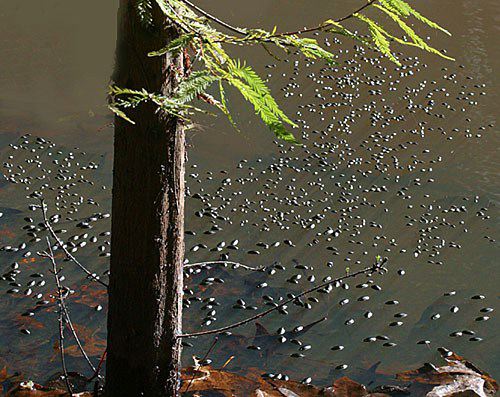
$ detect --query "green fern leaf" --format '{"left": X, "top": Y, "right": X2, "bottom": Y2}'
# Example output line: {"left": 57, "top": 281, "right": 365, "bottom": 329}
{"left": 355, "top": 13, "right": 400, "bottom": 65}
{"left": 267, "top": 122, "right": 300, "bottom": 144}
{"left": 324, "top": 20, "right": 372, "bottom": 47}
{"left": 293, "top": 37, "right": 336, "bottom": 64}
{"left": 109, "top": 105, "right": 136, "bottom": 124}
{"left": 380, "top": 0, "right": 451, "bottom": 35}
{"left": 407, "top": 6, "right": 451, "bottom": 36}
{"left": 378, "top": 0, "right": 412, "bottom": 16}
{"left": 228, "top": 60, "right": 296, "bottom": 126}
{"left": 136, "top": 0, "right": 154, "bottom": 29}
{"left": 224, "top": 63, "right": 298, "bottom": 143}
{"left": 148, "top": 33, "right": 196, "bottom": 57}
{"left": 217, "top": 81, "right": 239, "bottom": 131}
{"left": 374, "top": 5, "right": 454, "bottom": 60}
{"left": 174, "top": 70, "right": 217, "bottom": 104}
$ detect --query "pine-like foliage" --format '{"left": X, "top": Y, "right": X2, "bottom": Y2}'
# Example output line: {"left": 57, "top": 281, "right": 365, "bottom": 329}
{"left": 174, "top": 71, "right": 218, "bottom": 104}
{"left": 373, "top": 4, "right": 453, "bottom": 60}
{"left": 379, "top": 0, "right": 451, "bottom": 35}
{"left": 355, "top": 13, "right": 401, "bottom": 65}
{"left": 149, "top": 33, "right": 196, "bottom": 57}
{"left": 109, "top": 0, "right": 454, "bottom": 144}
{"left": 136, "top": 0, "right": 154, "bottom": 29}
{"left": 226, "top": 60, "right": 297, "bottom": 143}
{"left": 108, "top": 85, "right": 205, "bottom": 122}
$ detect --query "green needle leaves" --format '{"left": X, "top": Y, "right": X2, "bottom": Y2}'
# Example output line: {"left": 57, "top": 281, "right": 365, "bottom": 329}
{"left": 112, "top": 0, "right": 453, "bottom": 145}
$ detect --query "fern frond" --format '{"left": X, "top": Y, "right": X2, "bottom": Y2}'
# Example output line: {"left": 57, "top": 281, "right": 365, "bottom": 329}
{"left": 108, "top": 85, "right": 199, "bottom": 122}
{"left": 378, "top": 0, "right": 412, "bottom": 16}
{"left": 217, "top": 81, "right": 239, "bottom": 131}
{"left": 224, "top": 63, "right": 298, "bottom": 143}
{"left": 324, "top": 20, "right": 372, "bottom": 47}
{"left": 136, "top": 0, "right": 154, "bottom": 29}
{"left": 131, "top": 0, "right": 453, "bottom": 145}
{"left": 109, "top": 106, "right": 136, "bottom": 124}
{"left": 290, "top": 37, "right": 336, "bottom": 64}
{"left": 174, "top": 70, "right": 218, "bottom": 104}
{"left": 228, "top": 60, "right": 295, "bottom": 126}
{"left": 379, "top": 0, "right": 451, "bottom": 35}
{"left": 374, "top": 5, "right": 454, "bottom": 60}
{"left": 355, "top": 13, "right": 400, "bottom": 65}
{"left": 406, "top": 5, "right": 451, "bottom": 36}
{"left": 148, "top": 34, "right": 197, "bottom": 57}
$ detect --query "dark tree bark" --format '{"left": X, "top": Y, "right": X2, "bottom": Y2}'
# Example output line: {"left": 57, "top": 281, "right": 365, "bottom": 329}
{"left": 106, "top": 1, "right": 184, "bottom": 396}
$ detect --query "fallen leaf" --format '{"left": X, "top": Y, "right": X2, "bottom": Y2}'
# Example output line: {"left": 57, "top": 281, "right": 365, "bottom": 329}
{"left": 5, "top": 380, "right": 93, "bottom": 396}
{"left": 180, "top": 366, "right": 262, "bottom": 396}
{"left": 267, "top": 379, "right": 324, "bottom": 397}
{"left": 331, "top": 376, "right": 368, "bottom": 397}
{"left": 1, "top": 366, "right": 8, "bottom": 382}
{"left": 277, "top": 387, "right": 300, "bottom": 397}
{"left": 397, "top": 353, "right": 498, "bottom": 397}
{"left": 426, "top": 375, "right": 488, "bottom": 397}
{"left": 369, "top": 384, "right": 410, "bottom": 395}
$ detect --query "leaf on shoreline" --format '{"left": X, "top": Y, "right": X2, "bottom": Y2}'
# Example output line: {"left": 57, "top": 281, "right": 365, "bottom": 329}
{"left": 5, "top": 379, "right": 92, "bottom": 396}
{"left": 329, "top": 376, "right": 369, "bottom": 396}
{"left": 396, "top": 353, "right": 498, "bottom": 397}
{"left": 4, "top": 353, "right": 497, "bottom": 397}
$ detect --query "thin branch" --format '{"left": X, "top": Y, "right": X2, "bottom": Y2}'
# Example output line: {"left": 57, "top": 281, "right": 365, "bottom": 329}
{"left": 57, "top": 312, "right": 73, "bottom": 395}
{"left": 48, "top": 239, "right": 74, "bottom": 395}
{"left": 336, "top": 0, "right": 377, "bottom": 23}
{"left": 184, "top": 336, "right": 219, "bottom": 393}
{"left": 184, "top": 260, "right": 266, "bottom": 271}
{"left": 40, "top": 199, "right": 108, "bottom": 288}
{"left": 42, "top": 239, "right": 101, "bottom": 379}
{"left": 85, "top": 349, "right": 107, "bottom": 382}
{"left": 179, "top": 0, "right": 376, "bottom": 44}
{"left": 179, "top": 258, "right": 387, "bottom": 338}
{"left": 272, "top": 0, "right": 377, "bottom": 37}
{"left": 63, "top": 307, "right": 100, "bottom": 378}
{"left": 179, "top": 0, "right": 247, "bottom": 35}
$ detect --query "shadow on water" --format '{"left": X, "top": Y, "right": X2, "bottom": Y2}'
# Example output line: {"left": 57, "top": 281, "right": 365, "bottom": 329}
{"left": 0, "top": 0, "right": 498, "bottom": 389}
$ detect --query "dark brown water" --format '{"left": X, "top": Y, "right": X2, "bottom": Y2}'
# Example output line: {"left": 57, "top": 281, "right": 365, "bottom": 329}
{"left": 0, "top": 0, "right": 498, "bottom": 389}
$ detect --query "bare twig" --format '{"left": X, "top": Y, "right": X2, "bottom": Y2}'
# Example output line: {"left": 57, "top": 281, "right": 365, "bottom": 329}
{"left": 179, "top": 0, "right": 246, "bottom": 35}
{"left": 184, "top": 260, "right": 266, "bottom": 272}
{"left": 64, "top": 307, "right": 100, "bottom": 378}
{"left": 40, "top": 199, "right": 108, "bottom": 288}
{"left": 180, "top": 0, "right": 376, "bottom": 41}
{"left": 47, "top": 238, "right": 74, "bottom": 395}
{"left": 271, "top": 0, "right": 377, "bottom": 37}
{"left": 179, "top": 258, "right": 387, "bottom": 338}
{"left": 41, "top": 238, "right": 102, "bottom": 380}
{"left": 184, "top": 336, "right": 219, "bottom": 393}
{"left": 57, "top": 312, "right": 73, "bottom": 395}
{"left": 335, "top": 0, "right": 377, "bottom": 23}
{"left": 85, "top": 349, "right": 107, "bottom": 382}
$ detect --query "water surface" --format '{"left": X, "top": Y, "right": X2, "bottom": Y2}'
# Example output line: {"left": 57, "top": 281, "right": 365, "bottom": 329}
{"left": 0, "top": 0, "right": 498, "bottom": 388}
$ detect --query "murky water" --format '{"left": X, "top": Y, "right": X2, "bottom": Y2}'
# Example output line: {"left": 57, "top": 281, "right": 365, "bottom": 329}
{"left": 0, "top": 0, "right": 498, "bottom": 390}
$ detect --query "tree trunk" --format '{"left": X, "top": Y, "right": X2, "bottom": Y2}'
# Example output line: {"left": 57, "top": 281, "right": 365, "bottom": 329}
{"left": 106, "top": 1, "right": 184, "bottom": 396}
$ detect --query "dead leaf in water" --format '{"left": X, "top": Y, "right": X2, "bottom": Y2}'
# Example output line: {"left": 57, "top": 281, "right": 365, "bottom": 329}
{"left": 396, "top": 353, "right": 498, "bottom": 397}
{"left": 426, "top": 374, "right": 488, "bottom": 397}
{"left": 180, "top": 365, "right": 327, "bottom": 396}
{"left": 5, "top": 380, "right": 92, "bottom": 396}
{"left": 329, "top": 376, "right": 368, "bottom": 397}
{"left": 1, "top": 366, "right": 9, "bottom": 382}
{"left": 180, "top": 366, "right": 261, "bottom": 396}
{"left": 3, "top": 352, "right": 496, "bottom": 397}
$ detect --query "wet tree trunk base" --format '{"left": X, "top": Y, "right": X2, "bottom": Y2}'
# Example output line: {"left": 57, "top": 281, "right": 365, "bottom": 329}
{"left": 106, "top": 1, "right": 184, "bottom": 396}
